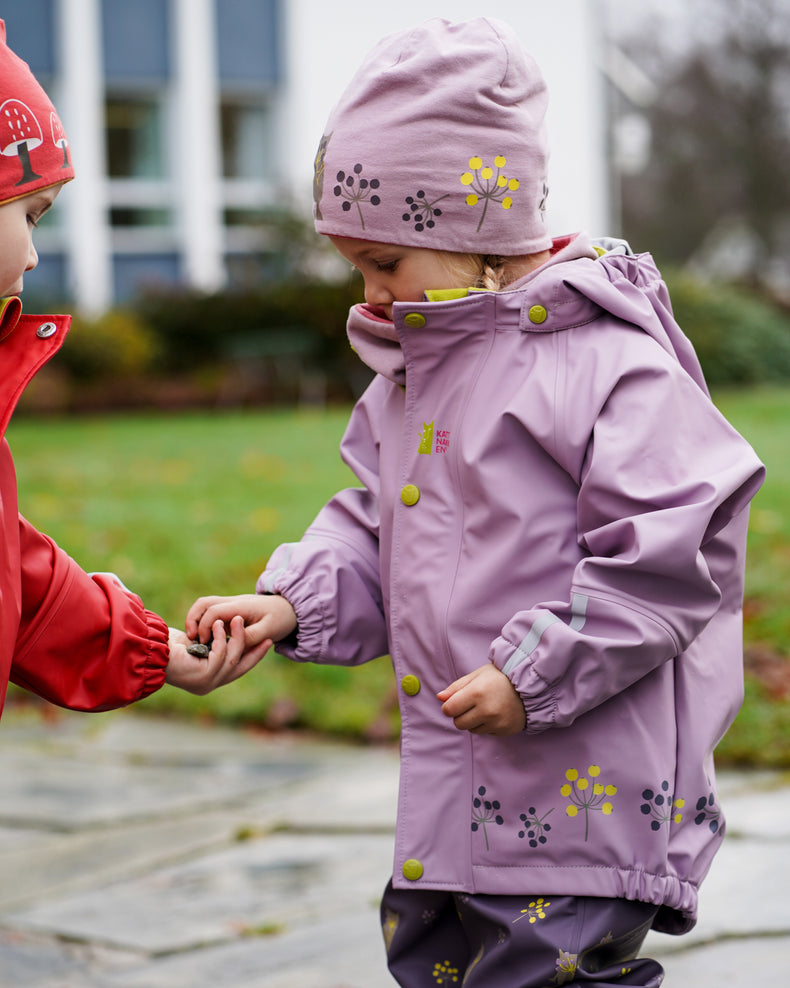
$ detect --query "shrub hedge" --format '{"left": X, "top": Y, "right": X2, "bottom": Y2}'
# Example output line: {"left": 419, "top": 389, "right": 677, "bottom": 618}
{"left": 663, "top": 270, "right": 790, "bottom": 386}
{"left": 16, "top": 268, "right": 790, "bottom": 413}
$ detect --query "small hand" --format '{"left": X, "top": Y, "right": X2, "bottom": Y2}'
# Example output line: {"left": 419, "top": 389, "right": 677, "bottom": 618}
{"left": 166, "top": 616, "right": 270, "bottom": 695}
{"left": 185, "top": 593, "right": 297, "bottom": 652}
{"left": 437, "top": 663, "right": 526, "bottom": 735}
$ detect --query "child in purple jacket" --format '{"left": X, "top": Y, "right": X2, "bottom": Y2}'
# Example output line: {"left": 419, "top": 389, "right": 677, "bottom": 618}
{"left": 187, "top": 18, "right": 764, "bottom": 987}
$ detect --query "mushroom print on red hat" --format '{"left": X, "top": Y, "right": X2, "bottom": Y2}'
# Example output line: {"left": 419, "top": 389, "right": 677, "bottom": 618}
{"left": 0, "top": 19, "right": 74, "bottom": 206}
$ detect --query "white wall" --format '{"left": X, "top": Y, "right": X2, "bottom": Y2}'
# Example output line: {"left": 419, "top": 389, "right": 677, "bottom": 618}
{"left": 280, "top": 0, "right": 610, "bottom": 240}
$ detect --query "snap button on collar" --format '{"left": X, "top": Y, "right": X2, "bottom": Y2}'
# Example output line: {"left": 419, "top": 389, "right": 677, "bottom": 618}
{"left": 528, "top": 305, "right": 548, "bottom": 325}
{"left": 36, "top": 322, "right": 57, "bottom": 339}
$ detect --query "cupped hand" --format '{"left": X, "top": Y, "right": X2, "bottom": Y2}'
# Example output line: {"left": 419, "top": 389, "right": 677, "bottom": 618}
{"left": 437, "top": 663, "right": 526, "bottom": 735}
{"left": 166, "top": 616, "right": 270, "bottom": 695}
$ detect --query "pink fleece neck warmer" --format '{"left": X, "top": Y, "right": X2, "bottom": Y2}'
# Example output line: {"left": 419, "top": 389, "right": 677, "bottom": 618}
{"left": 0, "top": 19, "right": 74, "bottom": 206}
{"left": 313, "top": 17, "right": 551, "bottom": 256}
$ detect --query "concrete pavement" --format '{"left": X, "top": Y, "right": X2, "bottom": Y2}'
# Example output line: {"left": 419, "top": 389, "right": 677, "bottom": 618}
{"left": 0, "top": 706, "right": 788, "bottom": 986}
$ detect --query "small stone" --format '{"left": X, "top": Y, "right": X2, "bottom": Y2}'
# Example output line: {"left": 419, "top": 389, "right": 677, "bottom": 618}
{"left": 186, "top": 642, "right": 211, "bottom": 658}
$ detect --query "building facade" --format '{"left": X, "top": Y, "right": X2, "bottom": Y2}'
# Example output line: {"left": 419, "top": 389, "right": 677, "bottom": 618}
{"left": 5, "top": 0, "right": 282, "bottom": 312}
{"left": 5, "top": 0, "right": 609, "bottom": 314}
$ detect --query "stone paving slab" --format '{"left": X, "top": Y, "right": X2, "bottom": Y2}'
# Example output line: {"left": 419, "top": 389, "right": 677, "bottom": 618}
{"left": 0, "top": 733, "right": 317, "bottom": 832}
{"left": 673, "top": 838, "right": 790, "bottom": 943}
{"left": 648, "top": 935, "right": 790, "bottom": 985}
{"left": 0, "top": 809, "right": 251, "bottom": 913}
{"left": 7, "top": 832, "right": 394, "bottom": 954}
{"left": 1, "top": 708, "right": 789, "bottom": 987}
{"left": 105, "top": 911, "right": 397, "bottom": 988}
{"left": 0, "top": 914, "right": 396, "bottom": 988}
{"left": 0, "top": 929, "right": 140, "bottom": 988}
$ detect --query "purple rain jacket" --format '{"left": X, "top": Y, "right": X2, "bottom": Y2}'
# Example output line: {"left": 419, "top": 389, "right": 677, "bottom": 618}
{"left": 258, "top": 234, "right": 765, "bottom": 934}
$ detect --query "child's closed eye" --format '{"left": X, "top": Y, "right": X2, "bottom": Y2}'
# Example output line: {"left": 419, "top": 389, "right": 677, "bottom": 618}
{"left": 376, "top": 259, "right": 399, "bottom": 273}
{"left": 27, "top": 203, "right": 53, "bottom": 229}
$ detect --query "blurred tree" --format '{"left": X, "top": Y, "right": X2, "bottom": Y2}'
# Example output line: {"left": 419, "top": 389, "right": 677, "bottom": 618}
{"left": 613, "top": 0, "right": 790, "bottom": 292}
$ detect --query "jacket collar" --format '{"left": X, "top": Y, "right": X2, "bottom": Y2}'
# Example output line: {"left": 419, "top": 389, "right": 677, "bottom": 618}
{"left": 0, "top": 298, "right": 71, "bottom": 436}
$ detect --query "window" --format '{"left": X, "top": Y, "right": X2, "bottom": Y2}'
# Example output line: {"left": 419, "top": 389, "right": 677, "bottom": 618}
{"left": 113, "top": 253, "right": 180, "bottom": 302}
{"left": 220, "top": 99, "right": 272, "bottom": 181}
{"left": 1, "top": 0, "right": 56, "bottom": 77}
{"left": 110, "top": 207, "right": 171, "bottom": 228}
{"left": 105, "top": 96, "right": 165, "bottom": 179}
{"left": 22, "top": 252, "right": 66, "bottom": 305}
{"left": 215, "top": 0, "right": 280, "bottom": 86}
{"left": 101, "top": 0, "right": 170, "bottom": 83}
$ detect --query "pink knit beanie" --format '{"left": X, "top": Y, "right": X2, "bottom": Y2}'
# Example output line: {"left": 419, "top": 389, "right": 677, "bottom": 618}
{"left": 0, "top": 20, "right": 74, "bottom": 207}
{"left": 313, "top": 17, "right": 551, "bottom": 256}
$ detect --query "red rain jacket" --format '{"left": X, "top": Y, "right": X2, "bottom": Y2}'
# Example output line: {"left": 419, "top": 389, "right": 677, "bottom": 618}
{"left": 0, "top": 301, "right": 168, "bottom": 716}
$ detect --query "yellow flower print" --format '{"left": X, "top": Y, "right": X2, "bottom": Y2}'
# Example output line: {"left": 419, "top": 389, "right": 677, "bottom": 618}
{"left": 551, "top": 949, "right": 578, "bottom": 985}
{"left": 513, "top": 897, "right": 552, "bottom": 925}
{"left": 433, "top": 959, "right": 460, "bottom": 984}
{"left": 459, "top": 154, "right": 520, "bottom": 231}
{"left": 562, "top": 765, "right": 618, "bottom": 841}
{"left": 382, "top": 907, "right": 399, "bottom": 953}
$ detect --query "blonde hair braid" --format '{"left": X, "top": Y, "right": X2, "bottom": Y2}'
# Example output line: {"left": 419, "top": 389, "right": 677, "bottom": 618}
{"left": 478, "top": 255, "right": 509, "bottom": 291}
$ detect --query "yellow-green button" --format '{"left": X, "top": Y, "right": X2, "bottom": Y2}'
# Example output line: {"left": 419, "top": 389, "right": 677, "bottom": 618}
{"left": 528, "top": 304, "right": 548, "bottom": 324}
{"left": 402, "top": 858, "right": 424, "bottom": 881}
{"left": 403, "top": 312, "right": 426, "bottom": 328}
{"left": 400, "top": 484, "right": 420, "bottom": 506}
{"left": 401, "top": 674, "right": 421, "bottom": 696}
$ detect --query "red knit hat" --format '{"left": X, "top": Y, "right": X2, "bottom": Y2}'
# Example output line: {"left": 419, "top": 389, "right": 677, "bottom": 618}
{"left": 0, "top": 19, "right": 74, "bottom": 207}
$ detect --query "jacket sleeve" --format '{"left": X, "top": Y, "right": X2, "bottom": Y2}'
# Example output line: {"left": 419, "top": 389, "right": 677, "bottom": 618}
{"left": 10, "top": 515, "right": 169, "bottom": 710}
{"left": 489, "top": 334, "right": 765, "bottom": 732}
{"left": 257, "top": 384, "right": 389, "bottom": 666}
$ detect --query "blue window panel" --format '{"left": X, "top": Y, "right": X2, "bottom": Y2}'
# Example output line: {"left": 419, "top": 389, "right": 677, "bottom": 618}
{"left": 215, "top": 0, "right": 280, "bottom": 86}
{"left": 22, "top": 252, "right": 67, "bottom": 306}
{"left": 101, "top": 0, "right": 170, "bottom": 83}
{"left": 2, "top": 1, "right": 56, "bottom": 77}
{"left": 112, "top": 253, "right": 181, "bottom": 302}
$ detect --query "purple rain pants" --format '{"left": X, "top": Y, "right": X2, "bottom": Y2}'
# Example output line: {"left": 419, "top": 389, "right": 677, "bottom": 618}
{"left": 381, "top": 881, "right": 666, "bottom": 987}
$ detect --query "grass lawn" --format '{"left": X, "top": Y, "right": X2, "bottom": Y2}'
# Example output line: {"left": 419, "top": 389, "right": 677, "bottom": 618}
{"left": 7, "top": 405, "right": 399, "bottom": 739}
{"left": 706, "top": 389, "right": 790, "bottom": 766}
{"left": 6, "top": 388, "right": 790, "bottom": 763}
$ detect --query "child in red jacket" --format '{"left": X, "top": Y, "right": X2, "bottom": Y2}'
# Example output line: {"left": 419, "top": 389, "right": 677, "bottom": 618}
{"left": 0, "top": 21, "right": 268, "bottom": 717}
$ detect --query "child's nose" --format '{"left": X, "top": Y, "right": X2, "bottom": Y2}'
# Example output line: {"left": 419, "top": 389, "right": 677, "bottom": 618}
{"left": 364, "top": 278, "right": 391, "bottom": 307}
{"left": 26, "top": 239, "right": 39, "bottom": 272}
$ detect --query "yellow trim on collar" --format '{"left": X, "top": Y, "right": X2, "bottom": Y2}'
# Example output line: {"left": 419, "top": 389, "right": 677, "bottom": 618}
{"left": 424, "top": 288, "right": 471, "bottom": 302}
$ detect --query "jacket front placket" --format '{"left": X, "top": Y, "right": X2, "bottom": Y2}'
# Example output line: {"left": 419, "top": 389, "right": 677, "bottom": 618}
{"left": 385, "top": 294, "right": 500, "bottom": 890}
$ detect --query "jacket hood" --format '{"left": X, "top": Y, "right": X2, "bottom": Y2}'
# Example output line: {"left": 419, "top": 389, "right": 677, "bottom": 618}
{"left": 346, "top": 234, "right": 707, "bottom": 394}
{"left": 553, "top": 242, "right": 709, "bottom": 397}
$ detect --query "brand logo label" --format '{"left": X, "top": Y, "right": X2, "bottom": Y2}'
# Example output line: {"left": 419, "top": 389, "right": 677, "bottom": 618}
{"left": 418, "top": 421, "right": 450, "bottom": 455}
